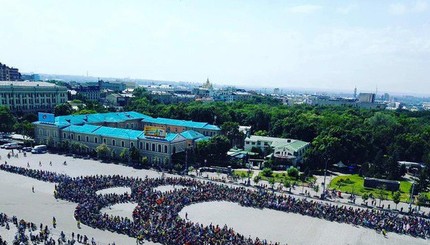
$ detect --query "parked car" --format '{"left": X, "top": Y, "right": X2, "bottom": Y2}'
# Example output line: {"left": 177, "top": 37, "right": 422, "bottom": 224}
{"left": 22, "top": 147, "right": 33, "bottom": 152}
{"left": 4, "top": 143, "right": 22, "bottom": 149}
{"left": 31, "top": 145, "right": 47, "bottom": 154}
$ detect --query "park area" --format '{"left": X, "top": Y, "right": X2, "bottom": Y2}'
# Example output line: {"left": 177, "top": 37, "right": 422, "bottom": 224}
{"left": 0, "top": 149, "right": 429, "bottom": 244}
{"left": 329, "top": 174, "right": 430, "bottom": 204}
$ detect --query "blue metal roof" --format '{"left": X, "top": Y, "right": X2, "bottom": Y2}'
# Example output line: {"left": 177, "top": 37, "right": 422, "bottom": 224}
{"left": 142, "top": 117, "right": 220, "bottom": 131}
{"left": 180, "top": 130, "right": 205, "bottom": 140}
{"left": 65, "top": 124, "right": 145, "bottom": 140}
{"left": 64, "top": 124, "right": 187, "bottom": 142}
{"left": 56, "top": 111, "right": 151, "bottom": 127}
{"left": 92, "top": 127, "right": 145, "bottom": 140}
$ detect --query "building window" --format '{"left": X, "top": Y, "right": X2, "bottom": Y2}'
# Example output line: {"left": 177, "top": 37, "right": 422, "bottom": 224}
{"left": 146, "top": 143, "right": 149, "bottom": 150}
{"left": 77, "top": 135, "right": 81, "bottom": 141}
{"left": 112, "top": 140, "right": 116, "bottom": 146}
{"left": 139, "top": 142, "right": 143, "bottom": 149}
{"left": 164, "top": 145, "right": 168, "bottom": 153}
{"left": 63, "top": 133, "right": 66, "bottom": 138}
{"left": 121, "top": 141, "right": 125, "bottom": 147}
{"left": 95, "top": 137, "right": 98, "bottom": 143}
{"left": 86, "top": 136, "right": 89, "bottom": 142}
{"left": 130, "top": 142, "right": 134, "bottom": 148}
{"left": 152, "top": 144, "right": 155, "bottom": 151}
{"left": 158, "top": 144, "right": 161, "bottom": 152}
{"left": 103, "top": 138, "right": 106, "bottom": 144}
{"left": 70, "top": 134, "right": 74, "bottom": 140}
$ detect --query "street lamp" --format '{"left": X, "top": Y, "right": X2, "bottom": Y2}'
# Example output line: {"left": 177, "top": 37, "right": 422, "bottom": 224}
{"left": 322, "top": 156, "right": 329, "bottom": 199}
{"left": 126, "top": 130, "right": 131, "bottom": 165}
{"left": 66, "top": 119, "right": 71, "bottom": 154}
{"left": 409, "top": 180, "right": 415, "bottom": 212}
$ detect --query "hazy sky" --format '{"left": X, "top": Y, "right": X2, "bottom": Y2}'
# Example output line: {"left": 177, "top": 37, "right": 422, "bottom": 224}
{"left": 1, "top": 0, "right": 429, "bottom": 94}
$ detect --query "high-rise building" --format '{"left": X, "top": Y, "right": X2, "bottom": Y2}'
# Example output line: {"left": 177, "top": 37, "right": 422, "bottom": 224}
{"left": 358, "top": 93, "right": 375, "bottom": 103}
{"left": 0, "top": 62, "right": 22, "bottom": 81}
{"left": 0, "top": 81, "right": 68, "bottom": 113}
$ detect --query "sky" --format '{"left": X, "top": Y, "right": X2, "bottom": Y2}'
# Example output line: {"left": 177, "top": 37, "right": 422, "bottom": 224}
{"left": 1, "top": 0, "right": 430, "bottom": 95}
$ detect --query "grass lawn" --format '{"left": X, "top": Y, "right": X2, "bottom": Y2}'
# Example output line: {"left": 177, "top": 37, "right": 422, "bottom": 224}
{"left": 233, "top": 170, "right": 254, "bottom": 179}
{"left": 329, "top": 174, "right": 413, "bottom": 203}
{"left": 258, "top": 171, "right": 316, "bottom": 185}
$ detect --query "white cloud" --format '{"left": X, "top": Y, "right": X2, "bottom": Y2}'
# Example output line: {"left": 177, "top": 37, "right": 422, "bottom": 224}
{"left": 412, "top": 0, "right": 429, "bottom": 12}
{"left": 389, "top": 3, "right": 407, "bottom": 15}
{"left": 389, "top": 1, "right": 428, "bottom": 15}
{"left": 336, "top": 4, "right": 357, "bottom": 15}
{"left": 288, "top": 4, "right": 322, "bottom": 14}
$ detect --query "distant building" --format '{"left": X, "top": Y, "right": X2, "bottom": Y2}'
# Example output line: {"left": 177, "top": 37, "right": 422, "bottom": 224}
{"left": 21, "top": 73, "right": 41, "bottom": 81}
{"left": 0, "top": 62, "right": 21, "bottom": 81}
{"left": 358, "top": 93, "right": 375, "bottom": 103}
{"left": 423, "top": 102, "right": 430, "bottom": 111}
{"left": 310, "top": 95, "right": 385, "bottom": 109}
{"left": 99, "top": 80, "right": 127, "bottom": 92}
{"left": 0, "top": 81, "right": 68, "bottom": 113}
{"left": 244, "top": 135, "right": 310, "bottom": 164}
{"left": 193, "top": 78, "right": 214, "bottom": 98}
{"left": 76, "top": 84, "right": 100, "bottom": 102}
{"left": 383, "top": 93, "right": 390, "bottom": 101}
{"left": 106, "top": 93, "right": 132, "bottom": 107}
{"left": 311, "top": 96, "right": 357, "bottom": 107}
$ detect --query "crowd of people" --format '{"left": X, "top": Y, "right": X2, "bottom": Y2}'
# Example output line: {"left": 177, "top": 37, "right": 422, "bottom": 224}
{"left": 1, "top": 163, "right": 430, "bottom": 244}
{"left": 0, "top": 211, "right": 103, "bottom": 245}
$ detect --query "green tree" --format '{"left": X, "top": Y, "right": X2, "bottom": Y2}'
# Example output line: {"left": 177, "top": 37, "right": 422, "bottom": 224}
{"left": 96, "top": 144, "right": 110, "bottom": 160}
{"left": 221, "top": 121, "right": 243, "bottom": 147}
{"left": 377, "top": 185, "right": 388, "bottom": 207}
{"left": 54, "top": 103, "right": 73, "bottom": 116}
{"left": 362, "top": 193, "right": 369, "bottom": 205}
{"left": 269, "top": 177, "right": 275, "bottom": 190}
{"left": 416, "top": 166, "right": 430, "bottom": 193}
{"left": 287, "top": 166, "right": 299, "bottom": 179}
{"left": 254, "top": 175, "right": 261, "bottom": 185}
{"left": 0, "top": 106, "right": 16, "bottom": 132}
{"left": 261, "top": 167, "right": 273, "bottom": 177}
{"left": 13, "top": 120, "right": 34, "bottom": 138}
{"left": 120, "top": 148, "right": 130, "bottom": 163}
{"left": 195, "top": 135, "right": 230, "bottom": 166}
{"left": 130, "top": 146, "right": 141, "bottom": 163}
{"left": 416, "top": 193, "right": 429, "bottom": 207}
{"left": 393, "top": 191, "right": 401, "bottom": 209}
{"left": 254, "top": 130, "right": 268, "bottom": 136}
{"left": 283, "top": 179, "right": 291, "bottom": 189}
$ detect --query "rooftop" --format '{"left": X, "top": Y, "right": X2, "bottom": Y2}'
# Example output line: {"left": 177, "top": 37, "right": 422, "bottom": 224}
{"left": 180, "top": 130, "right": 207, "bottom": 140}
{"left": 142, "top": 117, "right": 220, "bottom": 131}
{"left": 0, "top": 81, "right": 61, "bottom": 87}
{"left": 64, "top": 124, "right": 187, "bottom": 142}
{"left": 247, "top": 135, "right": 309, "bottom": 151}
{"left": 56, "top": 111, "right": 152, "bottom": 127}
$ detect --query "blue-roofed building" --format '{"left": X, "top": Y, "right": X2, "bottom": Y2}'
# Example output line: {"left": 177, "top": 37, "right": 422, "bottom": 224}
{"left": 34, "top": 111, "right": 216, "bottom": 166}
{"left": 180, "top": 130, "right": 209, "bottom": 148}
{"left": 56, "top": 111, "right": 152, "bottom": 129}
{"left": 142, "top": 117, "right": 220, "bottom": 137}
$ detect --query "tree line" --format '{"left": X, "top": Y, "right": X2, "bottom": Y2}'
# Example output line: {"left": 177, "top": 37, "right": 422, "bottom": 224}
{"left": 125, "top": 88, "right": 430, "bottom": 190}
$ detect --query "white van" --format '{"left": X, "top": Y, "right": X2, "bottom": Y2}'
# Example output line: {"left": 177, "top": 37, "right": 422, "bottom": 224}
{"left": 31, "top": 145, "right": 47, "bottom": 154}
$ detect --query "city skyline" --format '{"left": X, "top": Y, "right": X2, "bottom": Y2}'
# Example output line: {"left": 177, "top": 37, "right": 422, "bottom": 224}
{"left": 1, "top": 0, "right": 430, "bottom": 95}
